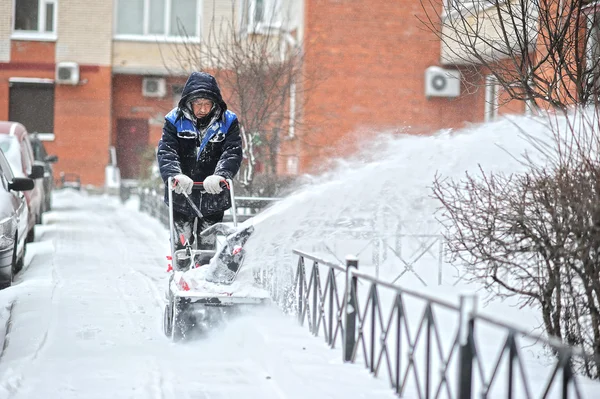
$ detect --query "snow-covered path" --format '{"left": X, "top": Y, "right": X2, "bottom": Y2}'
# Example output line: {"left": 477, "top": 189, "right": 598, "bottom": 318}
{"left": 0, "top": 190, "right": 395, "bottom": 399}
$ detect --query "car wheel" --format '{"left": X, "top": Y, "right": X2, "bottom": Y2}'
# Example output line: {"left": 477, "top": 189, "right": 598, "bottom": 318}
{"left": 14, "top": 233, "right": 23, "bottom": 274}
{"left": 0, "top": 277, "right": 11, "bottom": 290}
{"left": 26, "top": 227, "right": 34, "bottom": 243}
{"left": 0, "top": 245, "right": 16, "bottom": 290}
{"left": 14, "top": 255, "right": 24, "bottom": 274}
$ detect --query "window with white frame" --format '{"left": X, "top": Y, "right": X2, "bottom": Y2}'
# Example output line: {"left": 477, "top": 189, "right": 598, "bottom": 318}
{"left": 172, "top": 84, "right": 184, "bottom": 107}
{"left": 586, "top": 8, "right": 600, "bottom": 100}
{"left": 115, "top": 0, "right": 199, "bottom": 39}
{"left": 286, "top": 156, "right": 298, "bottom": 175}
{"left": 241, "top": 0, "right": 281, "bottom": 32}
{"left": 484, "top": 75, "right": 500, "bottom": 122}
{"left": 13, "top": 0, "right": 57, "bottom": 35}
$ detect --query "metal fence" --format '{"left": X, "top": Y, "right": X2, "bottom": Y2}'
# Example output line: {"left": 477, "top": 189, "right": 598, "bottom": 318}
{"left": 267, "top": 250, "right": 600, "bottom": 399}
{"left": 134, "top": 187, "right": 598, "bottom": 397}
{"left": 309, "top": 228, "right": 444, "bottom": 285}
{"left": 303, "top": 215, "right": 447, "bottom": 285}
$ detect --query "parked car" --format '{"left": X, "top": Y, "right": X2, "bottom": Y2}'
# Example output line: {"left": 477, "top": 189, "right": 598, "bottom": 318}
{"left": 0, "top": 122, "right": 45, "bottom": 242}
{"left": 30, "top": 134, "right": 58, "bottom": 212}
{"left": 0, "top": 148, "right": 34, "bottom": 288}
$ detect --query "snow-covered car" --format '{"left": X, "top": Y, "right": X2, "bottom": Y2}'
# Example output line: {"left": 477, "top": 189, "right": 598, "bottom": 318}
{"left": 0, "top": 122, "right": 45, "bottom": 242}
{"left": 0, "top": 147, "right": 34, "bottom": 288}
{"left": 30, "top": 134, "right": 58, "bottom": 212}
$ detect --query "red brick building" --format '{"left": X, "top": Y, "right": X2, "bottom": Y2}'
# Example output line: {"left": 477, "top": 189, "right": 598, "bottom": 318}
{"left": 296, "top": 0, "right": 527, "bottom": 174}
{"left": 0, "top": 0, "right": 536, "bottom": 188}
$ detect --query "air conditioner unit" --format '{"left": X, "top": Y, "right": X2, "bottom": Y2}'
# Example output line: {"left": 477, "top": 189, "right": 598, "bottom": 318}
{"left": 56, "top": 62, "right": 79, "bottom": 85}
{"left": 142, "top": 77, "right": 167, "bottom": 98}
{"left": 425, "top": 66, "right": 461, "bottom": 97}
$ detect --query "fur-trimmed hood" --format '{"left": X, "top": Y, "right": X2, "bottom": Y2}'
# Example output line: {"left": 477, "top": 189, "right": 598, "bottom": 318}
{"left": 177, "top": 72, "right": 228, "bottom": 123}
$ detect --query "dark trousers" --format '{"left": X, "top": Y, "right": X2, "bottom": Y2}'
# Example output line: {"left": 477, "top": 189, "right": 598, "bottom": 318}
{"left": 172, "top": 210, "right": 224, "bottom": 252}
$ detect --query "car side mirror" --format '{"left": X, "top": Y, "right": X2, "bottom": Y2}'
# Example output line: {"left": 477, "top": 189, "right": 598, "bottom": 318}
{"left": 9, "top": 177, "right": 34, "bottom": 192}
{"left": 45, "top": 155, "right": 58, "bottom": 163}
{"left": 29, "top": 164, "right": 45, "bottom": 179}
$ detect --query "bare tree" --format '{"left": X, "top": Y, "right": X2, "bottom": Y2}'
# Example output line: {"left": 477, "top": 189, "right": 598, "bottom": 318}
{"left": 420, "top": 0, "right": 600, "bottom": 110}
{"left": 418, "top": 0, "right": 600, "bottom": 376}
{"left": 432, "top": 107, "right": 600, "bottom": 378}
{"left": 166, "top": 1, "right": 312, "bottom": 195}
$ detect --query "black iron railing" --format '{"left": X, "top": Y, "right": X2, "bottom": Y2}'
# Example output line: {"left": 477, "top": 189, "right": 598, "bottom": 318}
{"left": 132, "top": 187, "right": 598, "bottom": 397}
{"left": 292, "top": 249, "right": 347, "bottom": 347}
{"left": 274, "top": 250, "right": 600, "bottom": 399}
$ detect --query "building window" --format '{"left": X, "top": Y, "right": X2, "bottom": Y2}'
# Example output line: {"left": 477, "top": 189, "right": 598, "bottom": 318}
{"left": 286, "top": 156, "right": 298, "bottom": 175}
{"left": 254, "top": 0, "right": 265, "bottom": 23}
{"left": 172, "top": 84, "right": 184, "bottom": 107}
{"left": 14, "top": 0, "right": 56, "bottom": 35}
{"left": 241, "top": 0, "right": 280, "bottom": 32}
{"left": 586, "top": 9, "right": 600, "bottom": 101}
{"left": 484, "top": 75, "right": 500, "bottom": 122}
{"left": 115, "top": 0, "right": 199, "bottom": 39}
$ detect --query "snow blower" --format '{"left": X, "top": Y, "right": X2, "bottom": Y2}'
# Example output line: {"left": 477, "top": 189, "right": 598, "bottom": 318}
{"left": 163, "top": 177, "right": 270, "bottom": 341}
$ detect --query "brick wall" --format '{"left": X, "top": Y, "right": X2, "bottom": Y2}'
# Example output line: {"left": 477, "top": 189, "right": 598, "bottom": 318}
{"left": 300, "top": 0, "right": 487, "bottom": 174}
{"left": 51, "top": 66, "right": 112, "bottom": 186}
{"left": 11, "top": 41, "right": 55, "bottom": 63}
{"left": 0, "top": 42, "right": 56, "bottom": 121}
{"left": 112, "top": 74, "right": 188, "bottom": 177}
{"left": 0, "top": 0, "right": 11, "bottom": 63}
{"left": 57, "top": 0, "right": 113, "bottom": 65}
{"left": 112, "top": 41, "right": 191, "bottom": 74}
{"left": 0, "top": 40, "right": 112, "bottom": 186}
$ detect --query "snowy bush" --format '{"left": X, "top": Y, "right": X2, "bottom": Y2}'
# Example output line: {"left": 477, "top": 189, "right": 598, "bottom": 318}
{"left": 434, "top": 106, "right": 600, "bottom": 379}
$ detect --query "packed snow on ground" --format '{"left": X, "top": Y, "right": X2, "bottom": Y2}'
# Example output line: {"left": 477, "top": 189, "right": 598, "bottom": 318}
{"left": 0, "top": 109, "right": 598, "bottom": 397}
{"left": 0, "top": 190, "right": 396, "bottom": 399}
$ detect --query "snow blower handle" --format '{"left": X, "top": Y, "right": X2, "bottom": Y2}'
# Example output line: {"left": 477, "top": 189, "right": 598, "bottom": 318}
{"left": 191, "top": 179, "right": 238, "bottom": 227}
{"left": 191, "top": 180, "right": 231, "bottom": 192}
{"left": 168, "top": 177, "right": 237, "bottom": 225}
{"left": 180, "top": 190, "right": 203, "bottom": 218}
{"left": 167, "top": 176, "right": 237, "bottom": 264}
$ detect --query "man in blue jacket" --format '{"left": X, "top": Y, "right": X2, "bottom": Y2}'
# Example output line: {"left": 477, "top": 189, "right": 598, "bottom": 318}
{"left": 157, "top": 72, "right": 242, "bottom": 265}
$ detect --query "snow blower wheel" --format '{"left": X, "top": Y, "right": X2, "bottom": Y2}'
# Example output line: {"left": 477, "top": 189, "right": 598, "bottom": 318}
{"left": 163, "top": 302, "right": 173, "bottom": 337}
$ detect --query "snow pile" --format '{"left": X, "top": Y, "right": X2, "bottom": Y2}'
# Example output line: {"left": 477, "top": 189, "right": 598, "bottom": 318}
{"left": 229, "top": 108, "right": 600, "bottom": 394}
{"left": 241, "top": 112, "right": 566, "bottom": 278}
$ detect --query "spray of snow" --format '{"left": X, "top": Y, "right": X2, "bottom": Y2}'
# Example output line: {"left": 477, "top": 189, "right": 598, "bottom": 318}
{"left": 238, "top": 112, "right": 574, "bottom": 276}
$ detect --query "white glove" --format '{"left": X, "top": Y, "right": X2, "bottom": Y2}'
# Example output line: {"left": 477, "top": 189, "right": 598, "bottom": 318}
{"left": 203, "top": 175, "right": 224, "bottom": 194}
{"left": 171, "top": 174, "right": 193, "bottom": 195}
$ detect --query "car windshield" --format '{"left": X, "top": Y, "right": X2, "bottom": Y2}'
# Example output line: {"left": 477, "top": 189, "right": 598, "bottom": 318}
{"left": 0, "top": 135, "right": 23, "bottom": 178}
{"left": 30, "top": 138, "right": 47, "bottom": 161}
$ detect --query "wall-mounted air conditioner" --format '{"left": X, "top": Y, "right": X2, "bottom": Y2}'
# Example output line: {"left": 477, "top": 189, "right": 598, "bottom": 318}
{"left": 425, "top": 66, "right": 461, "bottom": 98}
{"left": 56, "top": 62, "right": 80, "bottom": 85}
{"left": 142, "top": 77, "right": 167, "bottom": 98}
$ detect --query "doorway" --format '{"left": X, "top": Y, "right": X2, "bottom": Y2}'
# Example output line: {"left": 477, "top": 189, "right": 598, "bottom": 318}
{"left": 116, "top": 118, "right": 149, "bottom": 179}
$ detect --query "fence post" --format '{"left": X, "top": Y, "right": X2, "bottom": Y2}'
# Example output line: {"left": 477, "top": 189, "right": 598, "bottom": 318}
{"left": 312, "top": 261, "right": 319, "bottom": 336}
{"left": 561, "top": 350, "right": 574, "bottom": 399}
{"left": 328, "top": 268, "right": 335, "bottom": 346}
{"left": 457, "top": 294, "right": 477, "bottom": 399}
{"left": 437, "top": 236, "right": 443, "bottom": 285}
{"left": 344, "top": 255, "right": 359, "bottom": 363}
{"left": 297, "top": 256, "right": 305, "bottom": 325}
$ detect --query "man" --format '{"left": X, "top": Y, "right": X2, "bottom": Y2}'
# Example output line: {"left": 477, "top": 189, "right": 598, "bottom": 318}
{"left": 157, "top": 72, "right": 242, "bottom": 267}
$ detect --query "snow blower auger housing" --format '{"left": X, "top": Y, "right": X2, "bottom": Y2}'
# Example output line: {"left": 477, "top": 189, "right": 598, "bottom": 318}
{"left": 163, "top": 177, "right": 270, "bottom": 341}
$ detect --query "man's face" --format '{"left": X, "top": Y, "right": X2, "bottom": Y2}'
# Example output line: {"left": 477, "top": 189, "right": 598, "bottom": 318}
{"left": 191, "top": 98, "right": 214, "bottom": 118}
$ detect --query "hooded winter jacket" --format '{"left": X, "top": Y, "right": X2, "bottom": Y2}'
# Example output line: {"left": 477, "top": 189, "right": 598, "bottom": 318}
{"left": 157, "top": 72, "right": 243, "bottom": 216}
